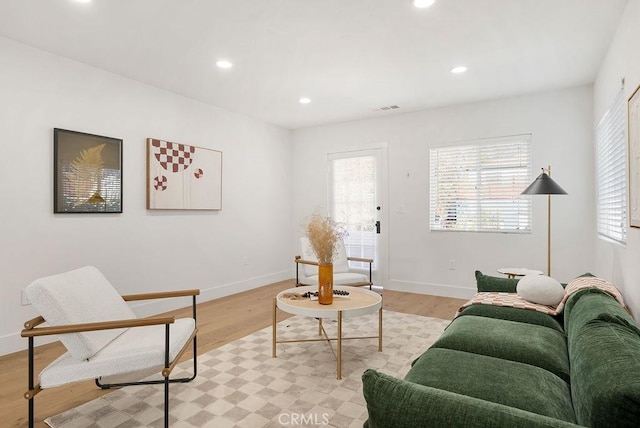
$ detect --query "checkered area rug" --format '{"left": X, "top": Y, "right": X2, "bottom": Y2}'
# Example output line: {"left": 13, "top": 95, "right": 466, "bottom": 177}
{"left": 45, "top": 310, "right": 450, "bottom": 428}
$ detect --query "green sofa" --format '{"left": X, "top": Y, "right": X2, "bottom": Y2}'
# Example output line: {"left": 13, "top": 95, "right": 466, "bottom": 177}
{"left": 362, "top": 272, "right": 640, "bottom": 427}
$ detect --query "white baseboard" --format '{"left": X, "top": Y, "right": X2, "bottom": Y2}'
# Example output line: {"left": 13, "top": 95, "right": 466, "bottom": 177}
{"left": 3, "top": 274, "right": 473, "bottom": 356}
{"left": 0, "top": 331, "right": 40, "bottom": 357}
{"left": 0, "top": 270, "right": 291, "bottom": 357}
{"left": 130, "top": 270, "right": 292, "bottom": 318}
{"left": 384, "top": 279, "right": 476, "bottom": 300}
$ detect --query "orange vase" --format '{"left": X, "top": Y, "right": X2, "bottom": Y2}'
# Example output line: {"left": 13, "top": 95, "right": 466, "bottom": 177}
{"left": 318, "top": 264, "right": 334, "bottom": 305}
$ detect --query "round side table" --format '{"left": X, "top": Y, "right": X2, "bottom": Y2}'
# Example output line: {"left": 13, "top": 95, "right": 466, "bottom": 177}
{"left": 272, "top": 285, "right": 382, "bottom": 379}
{"left": 496, "top": 267, "right": 544, "bottom": 279}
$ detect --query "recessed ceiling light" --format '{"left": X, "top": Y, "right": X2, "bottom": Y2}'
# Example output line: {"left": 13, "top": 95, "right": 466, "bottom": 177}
{"left": 299, "top": 97, "right": 311, "bottom": 104}
{"left": 215, "top": 60, "right": 233, "bottom": 69}
{"left": 451, "top": 66, "right": 468, "bottom": 74}
{"left": 413, "top": 0, "right": 435, "bottom": 8}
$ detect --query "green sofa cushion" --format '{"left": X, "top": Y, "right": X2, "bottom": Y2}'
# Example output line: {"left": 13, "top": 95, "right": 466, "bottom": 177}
{"left": 566, "top": 291, "right": 640, "bottom": 427}
{"left": 362, "top": 369, "right": 581, "bottom": 428}
{"left": 430, "top": 315, "right": 570, "bottom": 382}
{"left": 405, "top": 348, "right": 576, "bottom": 423}
{"left": 475, "top": 270, "right": 519, "bottom": 292}
{"left": 457, "top": 304, "right": 564, "bottom": 333}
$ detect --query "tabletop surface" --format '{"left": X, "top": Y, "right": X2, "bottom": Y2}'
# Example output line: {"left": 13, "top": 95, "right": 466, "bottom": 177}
{"left": 496, "top": 267, "right": 544, "bottom": 276}
{"left": 276, "top": 285, "right": 382, "bottom": 319}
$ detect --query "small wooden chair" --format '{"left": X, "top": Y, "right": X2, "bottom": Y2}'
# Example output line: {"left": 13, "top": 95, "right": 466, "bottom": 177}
{"left": 295, "top": 237, "right": 374, "bottom": 289}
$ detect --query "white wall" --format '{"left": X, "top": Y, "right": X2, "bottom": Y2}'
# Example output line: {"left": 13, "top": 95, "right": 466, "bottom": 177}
{"left": 0, "top": 37, "right": 293, "bottom": 355}
{"left": 292, "top": 86, "right": 595, "bottom": 299}
{"left": 594, "top": 0, "right": 640, "bottom": 319}
{"left": 4, "top": 8, "right": 626, "bottom": 355}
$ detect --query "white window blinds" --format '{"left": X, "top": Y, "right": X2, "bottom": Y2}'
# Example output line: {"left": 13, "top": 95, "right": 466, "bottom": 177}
{"left": 596, "top": 88, "right": 626, "bottom": 244}
{"left": 430, "top": 136, "right": 532, "bottom": 233}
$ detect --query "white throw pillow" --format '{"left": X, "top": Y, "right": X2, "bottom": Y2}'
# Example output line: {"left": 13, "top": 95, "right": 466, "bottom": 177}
{"left": 516, "top": 274, "right": 565, "bottom": 306}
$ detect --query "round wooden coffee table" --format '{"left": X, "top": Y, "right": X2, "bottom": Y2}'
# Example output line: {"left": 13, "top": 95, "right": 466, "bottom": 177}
{"left": 272, "top": 285, "right": 382, "bottom": 379}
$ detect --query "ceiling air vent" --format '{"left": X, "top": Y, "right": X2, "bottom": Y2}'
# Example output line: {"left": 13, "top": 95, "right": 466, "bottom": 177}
{"left": 375, "top": 105, "right": 400, "bottom": 111}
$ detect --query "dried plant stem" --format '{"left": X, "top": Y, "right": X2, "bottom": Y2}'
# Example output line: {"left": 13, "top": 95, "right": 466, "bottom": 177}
{"left": 304, "top": 211, "right": 346, "bottom": 265}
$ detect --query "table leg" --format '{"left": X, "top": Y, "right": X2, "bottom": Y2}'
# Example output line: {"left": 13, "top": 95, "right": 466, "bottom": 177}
{"left": 272, "top": 297, "right": 277, "bottom": 358}
{"left": 378, "top": 305, "right": 383, "bottom": 351}
{"left": 318, "top": 318, "right": 323, "bottom": 336}
{"left": 337, "top": 310, "right": 342, "bottom": 380}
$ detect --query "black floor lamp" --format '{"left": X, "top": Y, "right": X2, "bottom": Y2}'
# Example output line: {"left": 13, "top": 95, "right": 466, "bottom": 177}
{"left": 521, "top": 166, "right": 567, "bottom": 276}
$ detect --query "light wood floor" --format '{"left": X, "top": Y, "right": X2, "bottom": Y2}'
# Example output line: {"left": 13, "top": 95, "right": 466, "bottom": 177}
{"left": 0, "top": 279, "right": 466, "bottom": 427}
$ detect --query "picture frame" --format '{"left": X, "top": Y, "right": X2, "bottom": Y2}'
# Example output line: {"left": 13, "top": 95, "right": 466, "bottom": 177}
{"left": 629, "top": 85, "right": 640, "bottom": 228}
{"left": 146, "top": 138, "right": 222, "bottom": 210}
{"left": 53, "top": 128, "right": 123, "bottom": 213}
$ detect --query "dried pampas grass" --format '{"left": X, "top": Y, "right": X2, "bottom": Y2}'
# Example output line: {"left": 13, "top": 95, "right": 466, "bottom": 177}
{"left": 304, "top": 211, "right": 347, "bottom": 265}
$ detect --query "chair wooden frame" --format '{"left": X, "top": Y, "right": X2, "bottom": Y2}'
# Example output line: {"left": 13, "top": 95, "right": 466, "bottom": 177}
{"left": 294, "top": 255, "right": 374, "bottom": 289}
{"left": 21, "top": 289, "right": 200, "bottom": 428}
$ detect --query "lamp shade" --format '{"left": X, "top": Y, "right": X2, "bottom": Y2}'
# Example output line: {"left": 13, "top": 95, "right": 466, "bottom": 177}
{"left": 521, "top": 172, "right": 567, "bottom": 195}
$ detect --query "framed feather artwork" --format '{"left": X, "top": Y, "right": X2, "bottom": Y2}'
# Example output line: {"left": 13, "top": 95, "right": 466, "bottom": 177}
{"left": 146, "top": 138, "right": 222, "bottom": 210}
{"left": 53, "top": 128, "right": 123, "bottom": 213}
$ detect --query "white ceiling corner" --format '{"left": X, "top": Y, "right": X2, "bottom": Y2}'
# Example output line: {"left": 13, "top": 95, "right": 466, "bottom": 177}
{"left": 0, "top": 0, "right": 630, "bottom": 129}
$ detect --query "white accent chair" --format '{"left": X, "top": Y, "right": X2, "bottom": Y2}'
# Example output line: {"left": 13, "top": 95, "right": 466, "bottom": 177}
{"left": 21, "top": 266, "right": 199, "bottom": 428}
{"left": 295, "top": 237, "right": 374, "bottom": 289}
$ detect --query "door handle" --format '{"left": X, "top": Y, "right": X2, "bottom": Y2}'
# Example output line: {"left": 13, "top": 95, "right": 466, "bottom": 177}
{"left": 375, "top": 221, "right": 381, "bottom": 234}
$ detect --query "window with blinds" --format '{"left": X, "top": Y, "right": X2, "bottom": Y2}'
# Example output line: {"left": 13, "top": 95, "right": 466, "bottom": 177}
{"left": 429, "top": 136, "right": 532, "bottom": 233}
{"left": 596, "top": 88, "right": 626, "bottom": 244}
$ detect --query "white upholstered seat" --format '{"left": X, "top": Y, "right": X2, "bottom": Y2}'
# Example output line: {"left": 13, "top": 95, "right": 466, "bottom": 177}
{"left": 39, "top": 317, "right": 195, "bottom": 388}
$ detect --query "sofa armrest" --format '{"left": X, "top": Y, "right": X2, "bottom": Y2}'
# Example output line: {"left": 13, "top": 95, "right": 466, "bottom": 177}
{"left": 475, "top": 270, "right": 519, "bottom": 293}
{"left": 362, "top": 369, "right": 582, "bottom": 428}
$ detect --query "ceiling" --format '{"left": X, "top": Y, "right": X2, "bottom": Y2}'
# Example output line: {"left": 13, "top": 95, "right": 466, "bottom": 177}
{"left": 0, "top": 0, "right": 630, "bottom": 129}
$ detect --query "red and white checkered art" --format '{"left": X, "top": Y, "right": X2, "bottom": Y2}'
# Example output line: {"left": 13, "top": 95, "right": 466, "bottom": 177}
{"left": 146, "top": 138, "right": 222, "bottom": 210}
